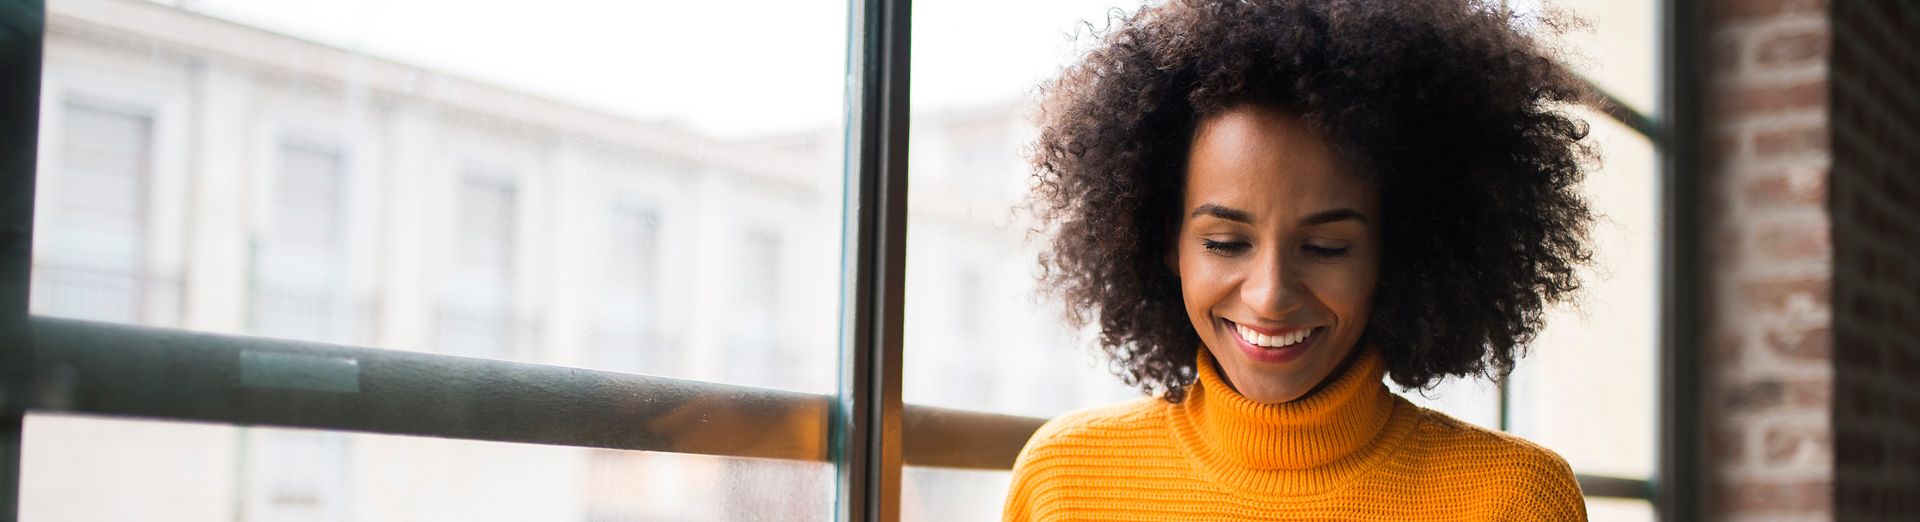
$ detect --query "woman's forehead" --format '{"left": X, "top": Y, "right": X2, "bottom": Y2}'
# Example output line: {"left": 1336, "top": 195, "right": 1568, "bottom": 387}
{"left": 1184, "top": 107, "right": 1376, "bottom": 218}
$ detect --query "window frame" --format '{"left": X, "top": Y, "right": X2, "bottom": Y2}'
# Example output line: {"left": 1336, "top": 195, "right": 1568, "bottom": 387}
{"left": 0, "top": 0, "right": 1700, "bottom": 520}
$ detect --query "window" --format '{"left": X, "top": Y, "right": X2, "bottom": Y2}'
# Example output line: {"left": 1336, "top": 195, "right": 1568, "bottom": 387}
{"left": 251, "top": 139, "right": 354, "bottom": 343}
{"left": 35, "top": 101, "right": 159, "bottom": 324}
{"left": 593, "top": 203, "right": 665, "bottom": 374}
{"left": 441, "top": 171, "right": 525, "bottom": 360}
{"left": 2, "top": 0, "right": 1693, "bottom": 520}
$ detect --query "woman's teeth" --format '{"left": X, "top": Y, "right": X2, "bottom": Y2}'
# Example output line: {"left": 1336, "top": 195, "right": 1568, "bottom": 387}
{"left": 1235, "top": 324, "right": 1313, "bottom": 348}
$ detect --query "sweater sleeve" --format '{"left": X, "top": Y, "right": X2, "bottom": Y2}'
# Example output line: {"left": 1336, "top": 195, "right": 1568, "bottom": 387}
{"left": 1493, "top": 445, "right": 1589, "bottom": 521}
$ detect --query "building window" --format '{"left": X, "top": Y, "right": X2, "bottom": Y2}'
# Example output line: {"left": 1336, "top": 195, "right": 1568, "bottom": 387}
{"left": 35, "top": 101, "right": 156, "bottom": 324}
{"left": 729, "top": 228, "right": 787, "bottom": 388}
{"left": 594, "top": 203, "right": 664, "bottom": 374}
{"left": 440, "top": 171, "right": 523, "bottom": 360}
{"left": 251, "top": 139, "right": 351, "bottom": 343}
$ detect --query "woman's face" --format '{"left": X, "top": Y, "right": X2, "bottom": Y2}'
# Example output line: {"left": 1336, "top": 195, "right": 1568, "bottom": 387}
{"left": 1174, "top": 104, "right": 1381, "bottom": 404}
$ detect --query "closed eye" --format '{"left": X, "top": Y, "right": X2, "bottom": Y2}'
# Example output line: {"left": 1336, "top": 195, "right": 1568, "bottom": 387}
{"left": 1303, "top": 244, "right": 1350, "bottom": 257}
{"left": 1201, "top": 239, "right": 1249, "bottom": 255}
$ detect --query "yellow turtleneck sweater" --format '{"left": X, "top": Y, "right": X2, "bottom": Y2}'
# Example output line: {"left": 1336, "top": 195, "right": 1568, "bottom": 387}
{"left": 1003, "top": 346, "right": 1587, "bottom": 520}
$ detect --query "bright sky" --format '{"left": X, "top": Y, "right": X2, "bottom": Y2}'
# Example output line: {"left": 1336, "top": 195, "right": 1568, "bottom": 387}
{"left": 171, "top": 0, "right": 1145, "bottom": 139}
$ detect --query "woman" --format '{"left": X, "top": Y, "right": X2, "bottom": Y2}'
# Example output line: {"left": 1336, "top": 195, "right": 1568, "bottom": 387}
{"left": 1006, "top": 0, "right": 1595, "bottom": 519}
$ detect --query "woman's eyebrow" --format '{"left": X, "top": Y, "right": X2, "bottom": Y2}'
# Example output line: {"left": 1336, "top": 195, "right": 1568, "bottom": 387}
{"left": 1189, "top": 203, "right": 1252, "bottom": 223}
{"left": 1188, "top": 204, "right": 1369, "bottom": 226}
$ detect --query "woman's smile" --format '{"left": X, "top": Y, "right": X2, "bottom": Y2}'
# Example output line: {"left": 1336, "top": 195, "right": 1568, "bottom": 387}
{"left": 1224, "top": 319, "right": 1321, "bottom": 364}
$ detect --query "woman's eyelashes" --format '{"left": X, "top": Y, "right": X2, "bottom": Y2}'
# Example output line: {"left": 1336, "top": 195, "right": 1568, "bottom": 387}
{"left": 1199, "top": 238, "right": 1351, "bottom": 258}
{"left": 1200, "top": 238, "right": 1250, "bottom": 255}
{"left": 1302, "top": 243, "right": 1351, "bottom": 258}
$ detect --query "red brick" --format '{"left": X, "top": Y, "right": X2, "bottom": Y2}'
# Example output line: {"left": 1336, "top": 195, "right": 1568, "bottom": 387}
{"left": 1724, "top": 379, "right": 1787, "bottom": 413}
{"left": 1752, "top": 125, "right": 1831, "bottom": 158}
{"left": 1713, "top": 479, "right": 1834, "bottom": 514}
{"left": 1707, "top": 131, "right": 1743, "bottom": 166}
{"left": 1756, "top": 30, "right": 1830, "bottom": 68}
{"left": 1740, "top": 276, "right": 1832, "bottom": 312}
{"left": 1710, "top": 0, "right": 1831, "bottom": 21}
{"left": 1767, "top": 324, "right": 1832, "bottom": 360}
{"left": 1742, "top": 168, "right": 1829, "bottom": 209}
{"left": 1785, "top": 378, "right": 1831, "bottom": 408}
{"left": 1721, "top": 378, "right": 1827, "bottom": 414}
{"left": 1713, "top": 427, "right": 1751, "bottom": 464}
{"left": 1756, "top": 220, "right": 1832, "bottom": 260}
{"left": 1718, "top": 80, "right": 1828, "bottom": 116}
{"left": 1714, "top": 331, "right": 1748, "bottom": 366}
{"left": 1713, "top": 33, "right": 1746, "bottom": 74}
{"left": 1764, "top": 423, "right": 1833, "bottom": 465}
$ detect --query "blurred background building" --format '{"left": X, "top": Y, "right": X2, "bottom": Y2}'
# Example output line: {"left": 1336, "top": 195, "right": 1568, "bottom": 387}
{"left": 13, "top": 0, "right": 1916, "bottom": 520}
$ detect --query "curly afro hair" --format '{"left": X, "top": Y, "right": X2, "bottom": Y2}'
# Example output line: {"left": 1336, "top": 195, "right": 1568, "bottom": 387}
{"left": 1030, "top": 0, "right": 1595, "bottom": 402}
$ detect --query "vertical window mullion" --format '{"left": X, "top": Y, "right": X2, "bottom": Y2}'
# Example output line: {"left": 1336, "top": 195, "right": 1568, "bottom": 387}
{"left": 1658, "top": 0, "right": 1705, "bottom": 520}
{"left": 0, "top": 1, "right": 47, "bottom": 520}
{"left": 838, "top": 0, "right": 910, "bottom": 521}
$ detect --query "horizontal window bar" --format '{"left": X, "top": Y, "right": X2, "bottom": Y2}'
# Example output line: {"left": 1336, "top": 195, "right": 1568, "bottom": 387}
{"left": 21, "top": 316, "right": 831, "bottom": 462}
{"left": 1580, "top": 76, "right": 1663, "bottom": 145}
{"left": 1577, "top": 474, "right": 1656, "bottom": 501}
{"left": 902, "top": 404, "right": 1043, "bottom": 470}
{"left": 22, "top": 316, "right": 1657, "bottom": 502}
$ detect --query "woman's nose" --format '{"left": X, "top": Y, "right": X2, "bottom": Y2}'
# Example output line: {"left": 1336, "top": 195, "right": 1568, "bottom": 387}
{"left": 1241, "top": 253, "right": 1304, "bottom": 317}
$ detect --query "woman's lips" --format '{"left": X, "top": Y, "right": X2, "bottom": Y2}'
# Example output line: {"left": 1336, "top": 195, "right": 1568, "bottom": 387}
{"left": 1225, "top": 319, "right": 1319, "bottom": 364}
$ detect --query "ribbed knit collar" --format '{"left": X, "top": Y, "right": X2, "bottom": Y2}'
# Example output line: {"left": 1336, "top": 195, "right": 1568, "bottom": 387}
{"left": 1169, "top": 345, "right": 1414, "bottom": 497}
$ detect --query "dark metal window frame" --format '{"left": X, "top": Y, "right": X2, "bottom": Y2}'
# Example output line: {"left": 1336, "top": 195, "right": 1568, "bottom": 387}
{"left": 0, "top": 0, "right": 1700, "bottom": 520}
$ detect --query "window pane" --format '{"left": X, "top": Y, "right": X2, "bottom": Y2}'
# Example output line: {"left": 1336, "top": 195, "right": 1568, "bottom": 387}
{"left": 901, "top": 466, "right": 1012, "bottom": 522}
{"left": 20, "top": 413, "right": 832, "bottom": 521}
{"left": 1393, "top": 375, "right": 1504, "bottom": 430}
{"left": 904, "top": 0, "right": 1143, "bottom": 420}
{"left": 1520, "top": 0, "right": 1659, "bottom": 115}
{"left": 1508, "top": 108, "right": 1661, "bottom": 478}
{"left": 1587, "top": 497, "right": 1657, "bottom": 522}
{"left": 32, "top": 0, "right": 850, "bottom": 393}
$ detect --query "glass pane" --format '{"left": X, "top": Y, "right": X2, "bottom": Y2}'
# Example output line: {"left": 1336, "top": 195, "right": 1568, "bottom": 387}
{"left": 904, "top": 0, "right": 1144, "bottom": 419}
{"left": 1587, "top": 497, "right": 1657, "bottom": 522}
{"left": 20, "top": 413, "right": 832, "bottom": 521}
{"left": 1508, "top": 108, "right": 1661, "bottom": 478}
{"left": 1393, "top": 374, "right": 1504, "bottom": 430}
{"left": 901, "top": 467, "right": 1012, "bottom": 522}
{"left": 1519, "top": 0, "right": 1659, "bottom": 116}
{"left": 32, "top": 0, "right": 849, "bottom": 393}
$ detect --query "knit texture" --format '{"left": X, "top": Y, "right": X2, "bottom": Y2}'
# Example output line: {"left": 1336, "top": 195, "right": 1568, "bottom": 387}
{"left": 1003, "top": 346, "right": 1587, "bottom": 520}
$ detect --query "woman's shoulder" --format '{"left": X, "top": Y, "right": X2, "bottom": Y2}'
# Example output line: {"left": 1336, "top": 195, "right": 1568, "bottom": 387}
{"left": 1024, "top": 397, "right": 1167, "bottom": 449}
{"left": 1404, "top": 403, "right": 1588, "bottom": 516}
{"left": 1004, "top": 397, "right": 1175, "bottom": 520}
{"left": 1012, "top": 396, "right": 1169, "bottom": 468}
{"left": 1410, "top": 405, "right": 1575, "bottom": 471}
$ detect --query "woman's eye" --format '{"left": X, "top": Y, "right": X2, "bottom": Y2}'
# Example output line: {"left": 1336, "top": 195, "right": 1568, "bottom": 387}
{"left": 1303, "top": 244, "right": 1350, "bottom": 257}
{"left": 1200, "top": 239, "right": 1249, "bottom": 255}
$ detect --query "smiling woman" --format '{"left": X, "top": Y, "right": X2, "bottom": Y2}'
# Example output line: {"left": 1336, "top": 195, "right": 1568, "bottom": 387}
{"left": 1176, "top": 106, "right": 1381, "bottom": 405}
{"left": 1007, "top": 0, "right": 1598, "bottom": 519}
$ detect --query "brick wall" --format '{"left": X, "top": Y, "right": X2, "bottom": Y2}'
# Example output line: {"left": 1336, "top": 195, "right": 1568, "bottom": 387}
{"left": 1702, "top": 0, "right": 1836, "bottom": 519}
{"left": 1830, "top": 1, "right": 1920, "bottom": 520}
